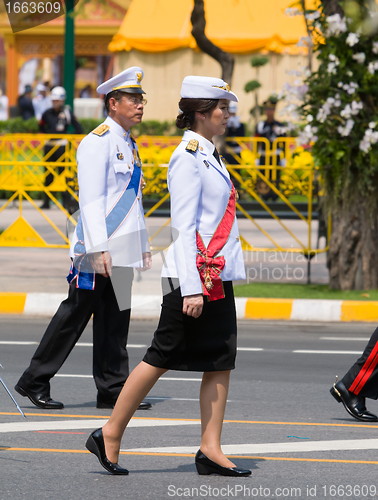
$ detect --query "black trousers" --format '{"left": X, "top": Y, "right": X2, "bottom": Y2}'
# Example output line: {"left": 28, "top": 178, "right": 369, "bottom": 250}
{"left": 343, "top": 327, "right": 378, "bottom": 400}
{"left": 17, "top": 268, "right": 133, "bottom": 403}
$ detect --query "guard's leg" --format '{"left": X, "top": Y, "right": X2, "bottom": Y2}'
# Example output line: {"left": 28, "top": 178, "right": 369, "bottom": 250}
{"left": 93, "top": 267, "right": 133, "bottom": 405}
{"left": 330, "top": 327, "right": 378, "bottom": 421}
{"left": 17, "top": 277, "right": 108, "bottom": 396}
{"left": 343, "top": 327, "right": 378, "bottom": 399}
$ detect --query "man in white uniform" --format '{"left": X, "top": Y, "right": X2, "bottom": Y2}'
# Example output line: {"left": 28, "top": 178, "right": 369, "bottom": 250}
{"left": 15, "top": 67, "right": 152, "bottom": 411}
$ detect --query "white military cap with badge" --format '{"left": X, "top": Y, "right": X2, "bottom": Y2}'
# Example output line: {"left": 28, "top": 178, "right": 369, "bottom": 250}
{"left": 181, "top": 75, "right": 238, "bottom": 155}
{"left": 97, "top": 67, "right": 146, "bottom": 96}
{"left": 180, "top": 75, "right": 238, "bottom": 102}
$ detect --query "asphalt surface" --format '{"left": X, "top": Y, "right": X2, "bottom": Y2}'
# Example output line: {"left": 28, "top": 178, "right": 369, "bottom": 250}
{"left": 1, "top": 317, "right": 378, "bottom": 500}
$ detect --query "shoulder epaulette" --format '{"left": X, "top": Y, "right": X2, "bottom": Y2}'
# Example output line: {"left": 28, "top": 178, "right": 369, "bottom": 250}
{"left": 186, "top": 139, "right": 199, "bottom": 153}
{"left": 91, "top": 124, "right": 109, "bottom": 136}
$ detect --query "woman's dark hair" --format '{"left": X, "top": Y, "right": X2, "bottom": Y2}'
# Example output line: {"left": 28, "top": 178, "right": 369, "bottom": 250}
{"left": 176, "top": 98, "right": 219, "bottom": 129}
{"left": 104, "top": 90, "right": 127, "bottom": 114}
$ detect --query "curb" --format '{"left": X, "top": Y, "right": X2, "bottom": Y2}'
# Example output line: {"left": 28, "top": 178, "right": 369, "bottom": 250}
{"left": 1, "top": 293, "right": 378, "bottom": 322}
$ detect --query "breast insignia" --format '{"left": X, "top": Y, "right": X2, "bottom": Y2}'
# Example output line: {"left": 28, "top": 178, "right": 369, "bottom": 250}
{"left": 186, "top": 139, "right": 199, "bottom": 153}
{"left": 91, "top": 124, "right": 110, "bottom": 136}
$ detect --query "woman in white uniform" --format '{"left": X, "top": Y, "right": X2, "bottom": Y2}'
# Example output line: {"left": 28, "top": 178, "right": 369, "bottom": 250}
{"left": 85, "top": 76, "right": 250, "bottom": 478}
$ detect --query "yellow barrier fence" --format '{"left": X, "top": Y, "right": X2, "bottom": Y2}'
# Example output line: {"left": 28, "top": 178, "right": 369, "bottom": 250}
{"left": 0, "top": 134, "right": 329, "bottom": 258}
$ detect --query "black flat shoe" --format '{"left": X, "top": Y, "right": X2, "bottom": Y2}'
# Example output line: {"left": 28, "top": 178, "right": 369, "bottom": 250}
{"left": 86, "top": 428, "right": 129, "bottom": 475}
{"left": 195, "top": 450, "right": 251, "bottom": 477}
{"left": 330, "top": 377, "right": 378, "bottom": 422}
{"left": 14, "top": 384, "right": 64, "bottom": 410}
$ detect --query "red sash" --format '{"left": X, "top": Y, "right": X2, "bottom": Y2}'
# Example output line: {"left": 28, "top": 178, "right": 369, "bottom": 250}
{"left": 196, "top": 185, "right": 236, "bottom": 301}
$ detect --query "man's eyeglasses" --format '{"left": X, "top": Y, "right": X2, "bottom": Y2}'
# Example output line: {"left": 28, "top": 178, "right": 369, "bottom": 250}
{"left": 124, "top": 97, "right": 147, "bottom": 106}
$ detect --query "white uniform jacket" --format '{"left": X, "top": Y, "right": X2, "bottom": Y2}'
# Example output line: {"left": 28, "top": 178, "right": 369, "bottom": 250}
{"left": 69, "top": 116, "right": 149, "bottom": 268}
{"left": 162, "top": 130, "right": 246, "bottom": 296}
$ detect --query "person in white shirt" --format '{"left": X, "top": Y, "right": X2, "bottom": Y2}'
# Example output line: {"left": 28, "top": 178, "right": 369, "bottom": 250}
{"left": 85, "top": 76, "right": 251, "bottom": 478}
{"left": 32, "top": 83, "right": 52, "bottom": 121}
{"left": 0, "top": 88, "right": 9, "bottom": 121}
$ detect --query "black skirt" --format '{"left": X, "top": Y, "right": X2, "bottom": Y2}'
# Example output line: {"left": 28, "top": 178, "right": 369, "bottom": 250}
{"left": 143, "top": 279, "right": 237, "bottom": 372}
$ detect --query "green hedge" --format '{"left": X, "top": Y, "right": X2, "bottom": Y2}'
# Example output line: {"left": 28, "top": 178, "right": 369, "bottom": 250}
{"left": 0, "top": 118, "right": 184, "bottom": 136}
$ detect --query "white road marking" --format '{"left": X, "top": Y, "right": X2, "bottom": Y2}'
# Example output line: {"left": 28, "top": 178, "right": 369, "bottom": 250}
{"left": 0, "top": 418, "right": 200, "bottom": 433}
{"left": 0, "top": 341, "right": 147, "bottom": 348}
{"left": 237, "top": 347, "right": 264, "bottom": 351}
{"left": 0, "top": 341, "right": 38, "bottom": 345}
{"left": 148, "top": 397, "right": 201, "bottom": 401}
{"left": 159, "top": 377, "right": 202, "bottom": 382}
{"left": 0, "top": 342, "right": 366, "bottom": 356}
{"left": 147, "top": 397, "right": 233, "bottom": 402}
{"left": 124, "top": 438, "right": 378, "bottom": 455}
{"left": 320, "top": 337, "right": 370, "bottom": 341}
{"left": 54, "top": 375, "right": 202, "bottom": 381}
{"left": 294, "top": 350, "right": 362, "bottom": 354}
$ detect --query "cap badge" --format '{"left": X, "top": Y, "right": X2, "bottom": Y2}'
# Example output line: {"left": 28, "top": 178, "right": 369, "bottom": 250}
{"left": 212, "top": 84, "right": 230, "bottom": 92}
{"left": 137, "top": 72, "right": 142, "bottom": 83}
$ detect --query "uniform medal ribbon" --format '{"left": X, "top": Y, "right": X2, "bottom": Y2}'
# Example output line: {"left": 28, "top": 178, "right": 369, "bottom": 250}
{"left": 196, "top": 185, "right": 236, "bottom": 301}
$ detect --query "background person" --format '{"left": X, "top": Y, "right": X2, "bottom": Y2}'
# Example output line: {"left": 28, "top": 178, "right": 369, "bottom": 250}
{"left": 15, "top": 67, "right": 152, "bottom": 412}
{"left": 33, "top": 83, "right": 52, "bottom": 121}
{"left": 0, "top": 87, "right": 9, "bottom": 121}
{"left": 80, "top": 85, "right": 92, "bottom": 98}
{"left": 18, "top": 84, "right": 34, "bottom": 120}
{"left": 85, "top": 76, "right": 251, "bottom": 478}
{"left": 223, "top": 101, "right": 245, "bottom": 165}
{"left": 255, "top": 97, "right": 286, "bottom": 201}
{"left": 39, "top": 86, "right": 83, "bottom": 210}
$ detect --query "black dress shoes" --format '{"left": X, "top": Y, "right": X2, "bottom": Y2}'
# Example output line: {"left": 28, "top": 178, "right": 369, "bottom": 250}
{"left": 330, "top": 378, "right": 378, "bottom": 422}
{"left": 14, "top": 384, "right": 64, "bottom": 410}
{"left": 86, "top": 428, "right": 129, "bottom": 475}
{"left": 195, "top": 450, "right": 251, "bottom": 477}
{"left": 96, "top": 400, "right": 152, "bottom": 410}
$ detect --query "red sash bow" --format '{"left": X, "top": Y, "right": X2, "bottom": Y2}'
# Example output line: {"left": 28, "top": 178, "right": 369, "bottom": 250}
{"left": 196, "top": 185, "right": 236, "bottom": 301}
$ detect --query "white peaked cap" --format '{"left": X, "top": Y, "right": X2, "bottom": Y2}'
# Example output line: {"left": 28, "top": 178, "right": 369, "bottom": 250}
{"left": 97, "top": 66, "right": 145, "bottom": 96}
{"left": 228, "top": 101, "right": 238, "bottom": 113}
{"left": 50, "top": 86, "right": 66, "bottom": 100}
{"left": 180, "top": 76, "right": 238, "bottom": 102}
{"left": 36, "top": 83, "right": 47, "bottom": 92}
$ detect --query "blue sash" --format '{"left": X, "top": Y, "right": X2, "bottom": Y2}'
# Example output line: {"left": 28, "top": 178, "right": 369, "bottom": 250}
{"left": 67, "top": 150, "right": 142, "bottom": 290}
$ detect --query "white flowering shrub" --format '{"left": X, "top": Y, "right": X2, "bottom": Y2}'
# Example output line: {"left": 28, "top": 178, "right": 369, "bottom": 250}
{"left": 296, "top": 1, "right": 378, "bottom": 203}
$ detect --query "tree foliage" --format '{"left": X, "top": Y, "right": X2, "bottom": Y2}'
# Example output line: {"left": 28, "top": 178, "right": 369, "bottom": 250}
{"left": 297, "top": 0, "right": 378, "bottom": 211}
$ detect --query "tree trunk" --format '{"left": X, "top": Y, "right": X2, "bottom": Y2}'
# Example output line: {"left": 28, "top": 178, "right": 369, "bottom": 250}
{"left": 321, "top": 0, "right": 344, "bottom": 16}
{"left": 300, "top": 0, "right": 313, "bottom": 72}
{"left": 327, "top": 200, "right": 378, "bottom": 290}
{"left": 191, "top": 0, "right": 234, "bottom": 84}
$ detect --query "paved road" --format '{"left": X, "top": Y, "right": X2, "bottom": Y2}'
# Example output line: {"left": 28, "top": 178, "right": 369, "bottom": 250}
{"left": 1, "top": 318, "right": 378, "bottom": 500}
